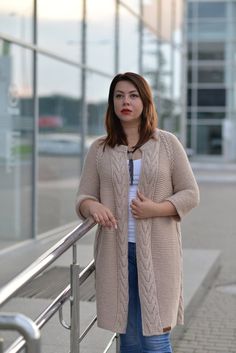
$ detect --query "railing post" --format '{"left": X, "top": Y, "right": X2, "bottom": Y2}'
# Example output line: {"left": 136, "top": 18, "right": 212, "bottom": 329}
{"left": 116, "top": 333, "right": 120, "bottom": 353}
{"left": 0, "top": 338, "right": 4, "bottom": 353}
{"left": 0, "top": 313, "right": 40, "bottom": 353}
{"left": 70, "top": 244, "right": 80, "bottom": 353}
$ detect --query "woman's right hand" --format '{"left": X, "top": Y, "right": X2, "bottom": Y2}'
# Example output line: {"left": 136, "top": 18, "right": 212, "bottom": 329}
{"left": 81, "top": 200, "right": 117, "bottom": 229}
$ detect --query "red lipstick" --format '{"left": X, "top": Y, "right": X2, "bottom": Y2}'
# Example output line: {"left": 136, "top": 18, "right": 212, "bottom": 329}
{"left": 121, "top": 109, "right": 132, "bottom": 114}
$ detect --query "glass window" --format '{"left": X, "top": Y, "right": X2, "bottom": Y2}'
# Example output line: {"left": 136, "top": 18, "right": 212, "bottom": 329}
{"left": 197, "top": 89, "right": 226, "bottom": 107}
{"left": 0, "top": 40, "right": 33, "bottom": 242}
{"left": 198, "top": 67, "right": 224, "bottom": 83}
{"left": 87, "top": 0, "right": 115, "bottom": 73}
{"left": 142, "top": 28, "right": 159, "bottom": 96}
{"left": 188, "top": 89, "right": 192, "bottom": 106}
{"left": 86, "top": 72, "right": 111, "bottom": 137}
{"left": 187, "top": 22, "right": 197, "bottom": 41}
{"left": 198, "top": 2, "right": 226, "bottom": 18}
{"left": 159, "top": 0, "right": 173, "bottom": 42}
{"left": 198, "top": 42, "right": 225, "bottom": 61}
{"left": 197, "top": 125, "right": 222, "bottom": 155}
{"left": 188, "top": 48, "right": 193, "bottom": 61}
{"left": 186, "top": 124, "right": 192, "bottom": 150}
{"left": 197, "top": 112, "right": 225, "bottom": 120}
{"left": 38, "top": 55, "right": 81, "bottom": 234}
{"left": 0, "top": 1, "right": 33, "bottom": 43}
{"left": 198, "top": 22, "right": 227, "bottom": 41}
{"left": 143, "top": 0, "right": 158, "bottom": 32}
{"left": 158, "top": 43, "right": 173, "bottom": 98}
{"left": 188, "top": 68, "right": 193, "bottom": 83}
{"left": 119, "top": 6, "right": 139, "bottom": 73}
{"left": 188, "top": 2, "right": 196, "bottom": 19}
{"left": 120, "top": 0, "right": 140, "bottom": 14}
{"left": 37, "top": 0, "right": 82, "bottom": 62}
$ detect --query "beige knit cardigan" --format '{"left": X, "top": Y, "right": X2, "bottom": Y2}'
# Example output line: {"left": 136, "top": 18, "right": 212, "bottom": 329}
{"left": 76, "top": 129, "right": 199, "bottom": 336}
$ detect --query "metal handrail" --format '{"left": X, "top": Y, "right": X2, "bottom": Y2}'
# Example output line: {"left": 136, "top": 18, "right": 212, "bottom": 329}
{"left": 4, "top": 261, "right": 96, "bottom": 353}
{"left": 0, "top": 218, "right": 120, "bottom": 353}
{"left": 0, "top": 218, "right": 95, "bottom": 307}
{"left": 0, "top": 313, "right": 40, "bottom": 353}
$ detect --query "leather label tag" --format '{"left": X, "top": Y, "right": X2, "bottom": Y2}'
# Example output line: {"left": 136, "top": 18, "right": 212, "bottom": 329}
{"left": 163, "top": 326, "right": 171, "bottom": 332}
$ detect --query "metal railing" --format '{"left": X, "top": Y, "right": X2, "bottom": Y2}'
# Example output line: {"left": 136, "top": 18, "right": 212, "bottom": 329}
{"left": 0, "top": 218, "right": 120, "bottom": 353}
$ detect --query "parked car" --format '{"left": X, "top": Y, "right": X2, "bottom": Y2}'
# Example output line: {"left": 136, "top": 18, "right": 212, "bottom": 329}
{"left": 39, "top": 115, "right": 63, "bottom": 129}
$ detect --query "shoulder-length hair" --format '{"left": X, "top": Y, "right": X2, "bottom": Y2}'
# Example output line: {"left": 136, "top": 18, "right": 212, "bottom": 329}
{"left": 102, "top": 72, "right": 158, "bottom": 149}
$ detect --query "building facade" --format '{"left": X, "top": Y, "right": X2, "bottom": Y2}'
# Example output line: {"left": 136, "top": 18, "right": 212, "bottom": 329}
{"left": 187, "top": 0, "right": 236, "bottom": 160}
{"left": 0, "top": 0, "right": 184, "bottom": 244}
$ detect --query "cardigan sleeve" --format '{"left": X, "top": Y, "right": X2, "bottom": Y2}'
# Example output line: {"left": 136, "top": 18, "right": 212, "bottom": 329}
{"left": 75, "top": 139, "right": 101, "bottom": 220}
{"left": 164, "top": 133, "right": 200, "bottom": 221}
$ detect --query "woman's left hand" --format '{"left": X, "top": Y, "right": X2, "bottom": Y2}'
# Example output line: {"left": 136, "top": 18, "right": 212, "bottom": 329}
{"left": 130, "top": 190, "right": 156, "bottom": 219}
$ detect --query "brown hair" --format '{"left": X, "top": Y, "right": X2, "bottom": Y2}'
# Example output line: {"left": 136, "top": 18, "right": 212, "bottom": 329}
{"left": 103, "top": 72, "right": 158, "bottom": 148}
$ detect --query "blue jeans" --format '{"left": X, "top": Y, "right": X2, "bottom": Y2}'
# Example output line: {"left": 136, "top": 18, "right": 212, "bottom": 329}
{"left": 120, "top": 242, "right": 173, "bottom": 353}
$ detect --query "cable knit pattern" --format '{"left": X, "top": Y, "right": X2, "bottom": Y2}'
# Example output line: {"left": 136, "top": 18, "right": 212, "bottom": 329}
{"left": 136, "top": 136, "right": 163, "bottom": 333}
{"left": 75, "top": 129, "right": 200, "bottom": 336}
{"left": 110, "top": 147, "right": 129, "bottom": 332}
{"left": 159, "top": 131, "right": 174, "bottom": 171}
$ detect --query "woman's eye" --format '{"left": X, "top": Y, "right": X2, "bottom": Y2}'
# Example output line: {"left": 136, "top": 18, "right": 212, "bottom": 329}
{"left": 131, "top": 94, "right": 139, "bottom": 98}
{"left": 115, "top": 94, "right": 123, "bottom": 99}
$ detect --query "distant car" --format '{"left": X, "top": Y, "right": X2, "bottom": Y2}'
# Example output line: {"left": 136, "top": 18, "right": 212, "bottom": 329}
{"left": 39, "top": 115, "right": 63, "bottom": 128}
{"left": 38, "top": 134, "right": 91, "bottom": 156}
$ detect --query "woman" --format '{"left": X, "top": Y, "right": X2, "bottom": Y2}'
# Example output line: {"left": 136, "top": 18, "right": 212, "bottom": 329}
{"left": 76, "top": 72, "right": 199, "bottom": 353}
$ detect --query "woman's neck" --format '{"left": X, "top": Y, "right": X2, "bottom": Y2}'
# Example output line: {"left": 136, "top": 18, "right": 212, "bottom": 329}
{"left": 122, "top": 124, "right": 140, "bottom": 148}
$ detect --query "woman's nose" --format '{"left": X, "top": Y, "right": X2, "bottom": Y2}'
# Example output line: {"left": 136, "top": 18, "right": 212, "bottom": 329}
{"left": 123, "top": 95, "right": 130, "bottom": 104}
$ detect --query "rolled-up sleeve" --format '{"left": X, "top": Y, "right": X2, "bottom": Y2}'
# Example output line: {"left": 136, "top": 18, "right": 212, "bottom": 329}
{"left": 75, "top": 140, "right": 101, "bottom": 220}
{"left": 165, "top": 134, "right": 200, "bottom": 221}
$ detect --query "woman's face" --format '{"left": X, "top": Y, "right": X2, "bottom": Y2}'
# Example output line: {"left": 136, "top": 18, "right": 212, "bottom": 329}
{"left": 113, "top": 80, "right": 143, "bottom": 127}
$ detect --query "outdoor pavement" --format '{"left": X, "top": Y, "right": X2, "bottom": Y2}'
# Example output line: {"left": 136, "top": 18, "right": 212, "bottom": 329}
{"left": 0, "top": 161, "right": 236, "bottom": 352}
{"left": 173, "top": 161, "right": 236, "bottom": 353}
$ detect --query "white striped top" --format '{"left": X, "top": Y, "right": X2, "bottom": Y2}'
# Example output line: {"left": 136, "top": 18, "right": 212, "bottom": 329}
{"left": 127, "top": 159, "right": 142, "bottom": 243}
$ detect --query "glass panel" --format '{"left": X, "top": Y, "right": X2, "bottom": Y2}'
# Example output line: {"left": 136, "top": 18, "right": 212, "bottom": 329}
{"left": 0, "top": 40, "right": 33, "bottom": 242}
{"left": 0, "top": 1, "right": 33, "bottom": 43}
{"left": 233, "top": 3, "right": 236, "bottom": 19}
{"left": 197, "top": 125, "right": 222, "bottom": 155}
{"left": 143, "top": 0, "right": 158, "bottom": 32}
{"left": 188, "top": 48, "right": 193, "bottom": 61}
{"left": 159, "top": 0, "right": 172, "bottom": 42}
{"left": 232, "top": 42, "right": 236, "bottom": 112}
{"left": 120, "top": 0, "right": 140, "bottom": 14}
{"left": 197, "top": 112, "right": 225, "bottom": 120}
{"left": 188, "top": 68, "right": 193, "bottom": 83}
{"left": 198, "top": 2, "right": 226, "bottom": 18}
{"left": 143, "top": 29, "right": 158, "bottom": 93}
{"left": 198, "top": 67, "right": 224, "bottom": 83}
{"left": 198, "top": 22, "right": 227, "bottom": 41}
{"left": 197, "top": 42, "right": 225, "bottom": 61}
{"left": 187, "top": 2, "right": 196, "bottom": 19}
{"left": 187, "top": 22, "right": 197, "bottom": 41}
{"left": 173, "top": 45, "right": 182, "bottom": 101}
{"left": 186, "top": 124, "right": 192, "bottom": 149}
{"left": 175, "top": 0, "right": 184, "bottom": 34}
{"left": 37, "top": 0, "right": 81, "bottom": 62}
{"left": 159, "top": 43, "right": 172, "bottom": 98}
{"left": 119, "top": 6, "right": 139, "bottom": 73}
{"left": 197, "top": 89, "right": 226, "bottom": 107}
{"left": 188, "top": 89, "right": 192, "bottom": 106}
{"left": 38, "top": 55, "right": 81, "bottom": 234}
{"left": 87, "top": 0, "right": 114, "bottom": 73}
{"left": 86, "top": 72, "right": 111, "bottom": 137}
